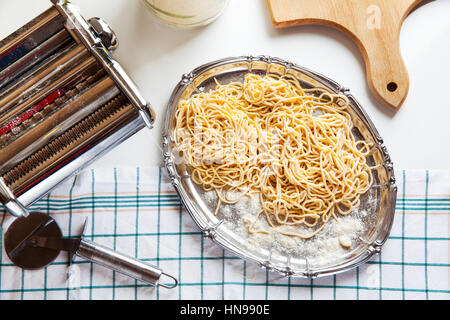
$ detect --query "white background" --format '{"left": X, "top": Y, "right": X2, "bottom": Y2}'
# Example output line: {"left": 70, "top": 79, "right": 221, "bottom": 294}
{"left": 1, "top": 0, "right": 449, "bottom": 170}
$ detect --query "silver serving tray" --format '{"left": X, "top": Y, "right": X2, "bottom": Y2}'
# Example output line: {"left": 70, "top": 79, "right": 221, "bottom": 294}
{"left": 162, "top": 55, "right": 397, "bottom": 278}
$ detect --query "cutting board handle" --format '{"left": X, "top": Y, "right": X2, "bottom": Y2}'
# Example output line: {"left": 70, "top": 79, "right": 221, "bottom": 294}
{"left": 267, "top": 0, "right": 425, "bottom": 111}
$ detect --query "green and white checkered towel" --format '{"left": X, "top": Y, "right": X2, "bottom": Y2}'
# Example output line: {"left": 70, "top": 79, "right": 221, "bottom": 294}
{"left": 0, "top": 167, "right": 449, "bottom": 300}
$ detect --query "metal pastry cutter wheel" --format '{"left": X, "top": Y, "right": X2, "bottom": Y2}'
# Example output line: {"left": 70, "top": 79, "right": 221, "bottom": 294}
{"left": 4, "top": 211, "right": 178, "bottom": 289}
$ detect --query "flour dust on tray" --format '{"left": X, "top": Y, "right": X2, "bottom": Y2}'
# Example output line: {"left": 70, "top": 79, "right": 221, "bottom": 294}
{"left": 203, "top": 189, "right": 376, "bottom": 265}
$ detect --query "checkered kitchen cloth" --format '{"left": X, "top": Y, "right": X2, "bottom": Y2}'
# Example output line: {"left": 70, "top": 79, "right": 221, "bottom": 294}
{"left": 0, "top": 167, "right": 448, "bottom": 300}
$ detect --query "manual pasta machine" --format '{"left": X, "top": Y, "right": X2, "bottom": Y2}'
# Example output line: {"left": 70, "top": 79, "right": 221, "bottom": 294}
{"left": 0, "top": 0, "right": 155, "bottom": 217}
{"left": 0, "top": 0, "right": 181, "bottom": 289}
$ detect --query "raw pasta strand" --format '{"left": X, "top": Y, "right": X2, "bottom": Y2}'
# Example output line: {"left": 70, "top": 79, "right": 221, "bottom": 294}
{"left": 173, "top": 74, "right": 372, "bottom": 239}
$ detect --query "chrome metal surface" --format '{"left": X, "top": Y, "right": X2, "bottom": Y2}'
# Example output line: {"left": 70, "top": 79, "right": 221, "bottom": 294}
{"left": 4, "top": 212, "right": 60, "bottom": 269}
{"left": 0, "top": 29, "right": 71, "bottom": 90}
{"left": 76, "top": 239, "right": 171, "bottom": 287}
{"left": 0, "top": 0, "right": 155, "bottom": 214}
{"left": 52, "top": 0, "right": 155, "bottom": 129}
{"left": 88, "top": 17, "right": 118, "bottom": 51}
{"left": 162, "top": 55, "right": 397, "bottom": 278}
{"left": 0, "top": 177, "right": 29, "bottom": 218}
{"left": 16, "top": 111, "right": 145, "bottom": 209}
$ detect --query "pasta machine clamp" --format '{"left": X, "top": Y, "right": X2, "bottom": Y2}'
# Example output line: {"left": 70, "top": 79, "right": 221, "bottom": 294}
{"left": 88, "top": 17, "right": 118, "bottom": 52}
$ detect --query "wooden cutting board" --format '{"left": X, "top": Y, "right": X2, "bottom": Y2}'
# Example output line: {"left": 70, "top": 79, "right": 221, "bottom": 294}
{"left": 267, "top": 0, "right": 426, "bottom": 111}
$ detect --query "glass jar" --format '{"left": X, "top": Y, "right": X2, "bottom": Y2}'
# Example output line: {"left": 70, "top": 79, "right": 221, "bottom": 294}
{"left": 143, "top": 0, "right": 230, "bottom": 29}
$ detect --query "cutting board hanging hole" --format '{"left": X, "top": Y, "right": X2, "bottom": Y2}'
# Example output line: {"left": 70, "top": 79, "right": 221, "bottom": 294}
{"left": 387, "top": 82, "right": 398, "bottom": 93}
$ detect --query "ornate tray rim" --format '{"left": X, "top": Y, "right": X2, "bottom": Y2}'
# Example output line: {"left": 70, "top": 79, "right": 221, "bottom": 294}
{"left": 162, "top": 55, "right": 397, "bottom": 278}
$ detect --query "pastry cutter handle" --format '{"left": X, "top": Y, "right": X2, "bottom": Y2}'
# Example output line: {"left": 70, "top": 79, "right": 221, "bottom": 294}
{"left": 76, "top": 238, "right": 177, "bottom": 289}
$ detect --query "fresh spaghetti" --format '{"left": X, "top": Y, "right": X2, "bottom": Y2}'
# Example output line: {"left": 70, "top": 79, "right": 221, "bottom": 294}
{"left": 173, "top": 74, "right": 373, "bottom": 239}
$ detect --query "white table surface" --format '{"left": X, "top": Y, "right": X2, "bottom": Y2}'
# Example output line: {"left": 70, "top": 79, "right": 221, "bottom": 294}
{"left": 1, "top": 0, "right": 449, "bottom": 170}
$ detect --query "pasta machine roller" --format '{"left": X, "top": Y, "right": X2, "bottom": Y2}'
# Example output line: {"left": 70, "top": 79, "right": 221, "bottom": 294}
{"left": 0, "top": 0, "right": 155, "bottom": 217}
